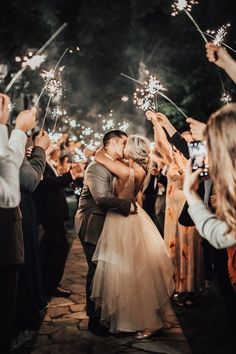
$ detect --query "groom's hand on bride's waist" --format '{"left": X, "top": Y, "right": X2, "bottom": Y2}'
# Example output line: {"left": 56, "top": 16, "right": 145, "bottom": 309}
{"left": 130, "top": 199, "right": 138, "bottom": 215}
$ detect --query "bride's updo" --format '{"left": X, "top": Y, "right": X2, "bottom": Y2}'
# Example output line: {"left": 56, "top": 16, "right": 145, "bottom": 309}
{"left": 125, "top": 135, "right": 150, "bottom": 171}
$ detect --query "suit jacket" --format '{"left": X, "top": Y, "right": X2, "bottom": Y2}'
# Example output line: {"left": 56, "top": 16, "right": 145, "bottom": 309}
{"left": 0, "top": 146, "right": 46, "bottom": 267}
{"left": 33, "top": 162, "right": 73, "bottom": 224}
{"left": 75, "top": 160, "right": 131, "bottom": 245}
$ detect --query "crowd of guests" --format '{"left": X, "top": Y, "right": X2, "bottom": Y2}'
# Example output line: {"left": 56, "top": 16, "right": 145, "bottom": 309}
{"left": 0, "top": 43, "right": 236, "bottom": 352}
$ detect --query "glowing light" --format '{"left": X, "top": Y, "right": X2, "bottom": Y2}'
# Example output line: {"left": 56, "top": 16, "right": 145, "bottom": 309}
{"left": 26, "top": 54, "right": 46, "bottom": 69}
{"left": 118, "top": 121, "right": 129, "bottom": 131}
{"left": 171, "top": 0, "right": 198, "bottom": 16}
{"left": 8, "top": 101, "right": 15, "bottom": 112}
{"left": 102, "top": 119, "right": 115, "bottom": 131}
{"left": 221, "top": 92, "right": 232, "bottom": 104}
{"left": 121, "top": 96, "right": 129, "bottom": 102}
{"left": 72, "top": 148, "right": 87, "bottom": 162}
{"left": 48, "top": 131, "right": 62, "bottom": 143}
{"left": 70, "top": 120, "right": 77, "bottom": 128}
{"left": 145, "top": 75, "right": 167, "bottom": 96}
{"left": 207, "top": 23, "right": 231, "bottom": 46}
{"left": 82, "top": 127, "right": 94, "bottom": 136}
{"left": 15, "top": 56, "right": 21, "bottom": 62}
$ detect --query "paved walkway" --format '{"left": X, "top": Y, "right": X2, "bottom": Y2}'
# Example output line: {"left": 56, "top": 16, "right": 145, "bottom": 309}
{"left": 32, "top": 239, "right": 192, "bottom": 354}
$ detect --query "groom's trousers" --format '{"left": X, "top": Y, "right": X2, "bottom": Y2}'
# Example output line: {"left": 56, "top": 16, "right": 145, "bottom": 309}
{"left": 82, "top": 241, "right": 101, "bottom": 320}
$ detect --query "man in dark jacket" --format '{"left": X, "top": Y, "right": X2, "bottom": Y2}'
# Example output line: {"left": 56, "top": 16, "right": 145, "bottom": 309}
{"left": 33, "top": 153, "right": 82, "bottom": 300}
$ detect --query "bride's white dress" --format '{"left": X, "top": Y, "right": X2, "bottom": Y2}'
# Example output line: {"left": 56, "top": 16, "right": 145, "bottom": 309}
{"left": 91, "top": 169, "right": 175, "bottom": 333}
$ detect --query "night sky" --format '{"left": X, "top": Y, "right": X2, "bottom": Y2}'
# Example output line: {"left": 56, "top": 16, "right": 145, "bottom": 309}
{"left": 0, "top": 0, "right": 235, "bottom": 135}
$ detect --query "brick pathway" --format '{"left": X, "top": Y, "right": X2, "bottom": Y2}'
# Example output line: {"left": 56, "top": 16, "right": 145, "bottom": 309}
{"left": 32, "top": 239, "right": 192, "bottom": 354}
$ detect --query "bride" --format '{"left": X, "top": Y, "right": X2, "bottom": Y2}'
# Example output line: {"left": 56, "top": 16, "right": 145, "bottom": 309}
{"left": 91, "top": 134, "right": 175, "bottom": 338}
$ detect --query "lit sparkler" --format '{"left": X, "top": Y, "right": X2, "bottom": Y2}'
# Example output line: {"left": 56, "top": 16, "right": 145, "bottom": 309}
{"left": 207, "top": 23, "right": 231, "bottom": 46}
{"left": 5, "top": 23, "right": 68, "bottom": 93}
{"left": 82, "top": 127, "right": 94, "bottom": 136}
{"left": 171, "top": 0, "right": 208, "bottom": 43}
{"left": 121, "top": 73, "right": 188, "bottom": 119}
{"left": 8, "top": 101, "right": 15, "bottom": 112}
{"left": 121, "top": 96, "right": 129, "bottom": 102}
{"left": 72, "top": 148, "right": 87, "bottom": 162}
{"left": 48, "top": 130, "right": 62, "bottom": 143}
{"left": 24, "top": 54, "right": 46, "bottom": 69}
{"left": 102, "top": 119, "right": 115, "bottom": 131}
{"left": 221, "top": 92, "right": 232, "bottom": 104}
{"left": 118, "top": 121, "right": 130, "bottom": 131}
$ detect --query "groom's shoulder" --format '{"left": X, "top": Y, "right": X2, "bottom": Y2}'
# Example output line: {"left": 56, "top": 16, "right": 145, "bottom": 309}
{"left": 86, "top": 160, "right": 110, "bottom": 175}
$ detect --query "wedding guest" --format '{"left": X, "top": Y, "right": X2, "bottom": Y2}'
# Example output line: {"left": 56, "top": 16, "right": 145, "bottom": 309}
{"left": 33, "top": 148, "right": 84, "bottom": 299}
{"left": 184, "top": 103, "right": 236, "bottom": 333}
{"left": 14, "top": 131, "right": 51, "bottom": 333}
{"left": 146, "top": 111, "right": 204, "bottom": 306}
{"left": 0, "top": 103, "right": 36, "bottom": 354}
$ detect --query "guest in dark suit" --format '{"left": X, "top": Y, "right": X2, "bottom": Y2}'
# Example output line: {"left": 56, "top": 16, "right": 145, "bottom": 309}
{"left": 33, "top": 150, "right": 82, "bottom": 299}
{"left": 75, "top": 130, "right": 136, "bottom": 337}
{"left": 14, "top": 131, "right": 50, "bottom": 332}
{"left": 0, "top": 105, "right": 37, "bottom": 353}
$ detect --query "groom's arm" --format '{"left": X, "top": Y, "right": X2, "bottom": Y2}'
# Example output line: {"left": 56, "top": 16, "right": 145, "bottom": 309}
{"left": 86, "top": 163, "right": 131, "bottom": 216}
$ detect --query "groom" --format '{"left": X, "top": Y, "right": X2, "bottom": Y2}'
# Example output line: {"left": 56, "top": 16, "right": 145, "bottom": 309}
{"left": 75, "top": 130, "right": 137, "bottom": 337}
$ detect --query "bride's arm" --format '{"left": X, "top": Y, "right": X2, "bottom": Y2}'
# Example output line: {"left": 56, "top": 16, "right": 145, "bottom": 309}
{"left": 95, "top": 147, "right": 130, "bottom": 181}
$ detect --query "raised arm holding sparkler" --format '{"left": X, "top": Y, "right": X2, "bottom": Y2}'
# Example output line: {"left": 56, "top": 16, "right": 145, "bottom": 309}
{"left": 205, "top": 43, "right": 236, "bottom": 84}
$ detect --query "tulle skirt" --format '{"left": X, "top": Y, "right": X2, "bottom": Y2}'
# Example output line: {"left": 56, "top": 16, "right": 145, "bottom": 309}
{"left": 91, "top": 205, "right": 175, "bottom": 333}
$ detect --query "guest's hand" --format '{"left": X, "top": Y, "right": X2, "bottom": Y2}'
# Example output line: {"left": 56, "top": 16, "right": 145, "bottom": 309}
{"left": 205, "top": 43, "right": 232, "bottom": 70}
{"left": 70, "top": 163, "right": 84, "bottom": 179}
{"left": 186, "top": 118, "right": 206, "bottom": 141}
{"left": 0, "top": 93, "right": 10, "bottom": 125}
{"left": 34, "top": 130, "right": 51, "bottom": 151}
{"left": 15, "top": 107, "right": 37, "bottom": 132}
{"left": 210, "top": 194, "right": 217, "bottom": 209}
{"left": 83, "top": 147, "right": 95, "bottom": 158}
{"left": 183, "top": 160, "right": 202, "bottom": 206}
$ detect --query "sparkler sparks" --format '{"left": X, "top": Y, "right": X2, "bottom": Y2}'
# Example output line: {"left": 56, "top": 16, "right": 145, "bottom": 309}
{"left": 171, "top": 0, "right": 208, "bottom": 43}
{"left": 72, "top": 148, "right": 87, "bottom": 162}
{"left": 102, "top": 119, "right": 115, "bottom": 131}
{"left": 171, "top": 0, "right": 198, "bottom": 16}
{"left": 118, "top": 121, "right": 130, "bottom": 131}
{"left": 145, "top": 75, "right": 167, "bottom": 96}
{"left": 221, "top": 92, "right": 232, "bottom": 104}
{"left": 121, "top": 73, "right": 188, "bottom": 118}
{"left": 8, "top": 101, "right": 15, "bottom": 112}
{"left": 48, "top": 130, "right": 62, "bottom": 143}
{"left": 121, "top": 96, "right": 129, "bottom": 102}
{"left": 25, "top": 54, "right": 47, "bottom": 69}
{"left": 207, "top": 23, "right": 231, "bottom": 46}
{"left": 82, "top": 127, "right": 94, "bottom": 136}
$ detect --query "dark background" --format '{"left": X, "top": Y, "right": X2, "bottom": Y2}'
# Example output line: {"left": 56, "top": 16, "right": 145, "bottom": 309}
{"left": 0, "top": 0, "right": 235, "bottom": 135}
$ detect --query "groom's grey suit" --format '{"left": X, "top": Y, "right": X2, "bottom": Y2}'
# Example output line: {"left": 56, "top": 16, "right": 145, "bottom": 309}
{"left": 75, "top": 160, "right": 131, "bottom": 319}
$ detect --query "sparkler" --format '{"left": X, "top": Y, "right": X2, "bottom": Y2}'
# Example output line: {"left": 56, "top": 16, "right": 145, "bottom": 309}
{"left": 207, "top": 23, "right": 231, "bottom": 46}
{"left": 102, "top": 119, "right": 115, "bottom": 131}
{"left": 220, "top": 92, "right": 232, "bottom": 104}
{"left": 72, "top": 148, "right": 87, "bottom": 162}
{"left": 171, "top": 0, "right": 208, "bottom": 44}
{"left": 8, "top": 101, "right": 15, "bottom": 112}
{"left": 34, "top": 48, "right": 68, "bottom": 107}
{"left": 5, "top": 23, "right": 67, "bottom": 93}
{"left": 118, "top": 121, "right": 130, "bottom": 132}
{"left": 52, "top": 107, "right": 67, "bottom": 131}
{"left": 121, "top": 73, "right": 188, "bottom": 119}
{"left": 41, "top": 96, "right": 52, "bottom": 130}
{"left": 48, "top": 130, "right": 62, "bottom": 143}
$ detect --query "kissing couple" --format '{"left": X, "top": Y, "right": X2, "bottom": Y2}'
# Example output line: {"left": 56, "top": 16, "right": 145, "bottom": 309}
{"left": 75, "top": 129, "right": 174, "bottom": 339}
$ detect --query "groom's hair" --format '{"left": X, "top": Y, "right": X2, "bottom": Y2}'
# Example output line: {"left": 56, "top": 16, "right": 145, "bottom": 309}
{"left": 103, "top": 130, "right": 127, "bottom": 148}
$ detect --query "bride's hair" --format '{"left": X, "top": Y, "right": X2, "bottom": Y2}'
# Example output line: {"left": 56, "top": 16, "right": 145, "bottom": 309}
{"left": 126, "top": 135, "right": 150, "bottom": 171}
